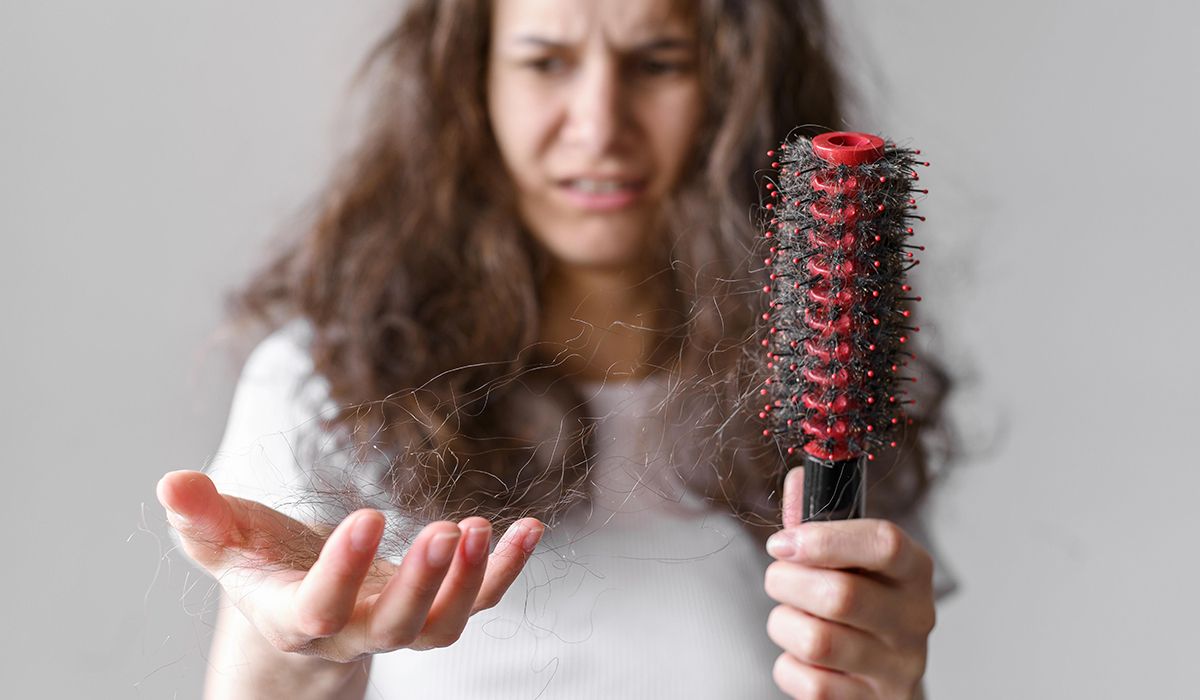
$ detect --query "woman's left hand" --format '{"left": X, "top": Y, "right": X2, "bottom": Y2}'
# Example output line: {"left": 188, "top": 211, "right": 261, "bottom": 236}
{"left": 763, "top": 467, "right": 936, "bottom": 699}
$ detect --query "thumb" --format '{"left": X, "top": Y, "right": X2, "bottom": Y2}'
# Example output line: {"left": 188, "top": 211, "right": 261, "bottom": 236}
{"left": 782, "top": 466, "right": 805, "bottom": 529}
{"left": 157, "top": 470, "right": 240, "bottom": 565}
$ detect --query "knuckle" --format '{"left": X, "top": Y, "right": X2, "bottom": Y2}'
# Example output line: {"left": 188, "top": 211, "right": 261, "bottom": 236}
{"left": 765, "top": 605, "right": 788, "bottom": 644}
{"left": 295, "top": 610, "right": 345, "bottom": 639}
{"left": 773, "top": 653, "right": 829, "bottom": 700}
{"left": 807, "top": 680, "right": 835, "bottom": 700}
{"left": 914, "top": 548, "right": 935, "bottom": 582}
{"left": 874, "top": 521, "right": 906, "bottom": 567}
{"left": 919, "top": 601, "right": 938, "bottom": 635}
{"left": 763, "top": 561, "right": 787, "bottom": 598}
{"left": 374, "top": 627, "right": 417, "bottom": 651}
{"left": 771, "top": 653, "right": 793, "bottom": 691}
{"left": 801, "top": 528, "right": 830, "bottom": 560}
{"left": 267, "top": 631, "right": 312, "bottom": 655}
{"left": 823, "top": 579, "right": 859, "bottom": 619}
{"left": 899, "top": 650, "right": 930, "bottom": 685}
{"left": 800, "top": 621, "right": 835, "bottom": 665}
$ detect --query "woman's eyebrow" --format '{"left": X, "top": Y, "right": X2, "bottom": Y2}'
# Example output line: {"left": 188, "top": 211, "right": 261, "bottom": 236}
{"left": 509, "top": 35, "right": 693, "bottom": 52}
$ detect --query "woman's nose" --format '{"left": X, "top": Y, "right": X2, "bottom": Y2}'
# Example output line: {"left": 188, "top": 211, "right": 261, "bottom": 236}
{"left": 563, "top": 59, "right": 627, "bottom": 156}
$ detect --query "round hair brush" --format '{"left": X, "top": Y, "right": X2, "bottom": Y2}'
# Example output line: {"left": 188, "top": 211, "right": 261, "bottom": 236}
{"left": 757, "top": 131, "right": 928, "bottom": 521}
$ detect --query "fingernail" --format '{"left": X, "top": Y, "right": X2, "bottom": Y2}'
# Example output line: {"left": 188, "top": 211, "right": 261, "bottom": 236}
{"left": 766, "top": 534, "right": 796, "bottom": 559}
{"left": 426, "top": 531, "right": 459, "bottom": 567}
{"left": 521, "top": 524, "right": 543, "bottom": 554}
{"left": 465, "top": 526, "right": 491, "bottom": 564}
{"left": 349, "top": 513, "right": 381, "bottom": 554}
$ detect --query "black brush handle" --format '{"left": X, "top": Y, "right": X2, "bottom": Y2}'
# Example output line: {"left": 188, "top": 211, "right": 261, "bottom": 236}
{"left": 801, "top": 455, "right": 866, "bottom": 521}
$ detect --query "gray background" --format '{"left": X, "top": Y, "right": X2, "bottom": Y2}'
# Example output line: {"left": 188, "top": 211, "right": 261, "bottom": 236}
{"left": 2, "top": 1, "right": 1196, "bottom": 698}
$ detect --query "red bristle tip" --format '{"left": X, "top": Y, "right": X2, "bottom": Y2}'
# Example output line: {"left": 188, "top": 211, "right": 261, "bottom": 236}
{"left": 766, "top": 150, "right": 775, "bottom": 157}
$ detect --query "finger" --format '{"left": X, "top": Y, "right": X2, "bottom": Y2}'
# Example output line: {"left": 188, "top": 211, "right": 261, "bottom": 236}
{"left": 765, "top": 560, "right": 913, "bottom": 636}
{"left": 418, "top": 517, "right": 492, "bottom": 645}
{"left": 290, "top": 509, "right": 385, "bottom": 639}
{"left": 782, "top": 466, "right": 805, "bottom": 529}
{"left": 157, "top": 470, "right": 241, "bottom": 566}
{"left": 767, "top": 604, "right": 895, "bottom": 679}
{"left": 366, "top": 521, "right": 462, "bottom": 651}
{"left": 472, "top": 518, "right": 544, "bottom": 614}
{"left": 767, "top": 519, "right": 928, "bottom": 582}
{"left": 773, "top": 652, "right": 873, "bottom": 700}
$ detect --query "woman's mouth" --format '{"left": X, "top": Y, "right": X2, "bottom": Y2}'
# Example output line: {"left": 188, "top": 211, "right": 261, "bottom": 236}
{"left": 557, "top": 177, "right": 646, "bottom": 212}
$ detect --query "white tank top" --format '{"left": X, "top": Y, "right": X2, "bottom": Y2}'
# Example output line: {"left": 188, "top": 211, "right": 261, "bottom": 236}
{"left": 206, "top": 322, "right": 948, "bottom": 699}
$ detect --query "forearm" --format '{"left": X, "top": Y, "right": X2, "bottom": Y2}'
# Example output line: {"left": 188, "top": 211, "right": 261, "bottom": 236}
{"left": 205, "top": 597, "right": 371, "bottom": 700}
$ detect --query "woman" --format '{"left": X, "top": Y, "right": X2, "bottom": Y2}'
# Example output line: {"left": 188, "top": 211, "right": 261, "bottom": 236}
{"left": 158, "top": 0, "right": 945, "bottom": 697}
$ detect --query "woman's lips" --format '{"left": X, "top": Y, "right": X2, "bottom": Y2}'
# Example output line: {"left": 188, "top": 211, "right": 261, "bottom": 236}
{"left": 556, "top": 178, "right": 646, "bottom": 212}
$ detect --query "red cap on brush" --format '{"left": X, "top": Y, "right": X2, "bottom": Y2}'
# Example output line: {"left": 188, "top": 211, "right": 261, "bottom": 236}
{"left": 758, "top": 131, "right": 928, "bottom": 520}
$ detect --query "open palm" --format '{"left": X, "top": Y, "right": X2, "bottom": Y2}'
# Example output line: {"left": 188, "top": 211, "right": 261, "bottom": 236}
{"left": 158, "top": 470, "right": 543, "bottom": 662}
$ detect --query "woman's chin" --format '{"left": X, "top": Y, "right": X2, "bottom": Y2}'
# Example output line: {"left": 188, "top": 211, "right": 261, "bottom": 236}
{"left": 536, "top": 229, "right": 653, "bottom": 273}
{"left": 548, "top": 245, "right": 649, "bottom": 273}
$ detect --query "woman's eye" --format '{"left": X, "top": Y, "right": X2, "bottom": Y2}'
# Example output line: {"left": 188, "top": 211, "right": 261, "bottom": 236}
{"left": 636, "top": 58, "right": 690, "bottom": 77}
{"left": 523, "top": 56, "right": 568, "bottom": 74}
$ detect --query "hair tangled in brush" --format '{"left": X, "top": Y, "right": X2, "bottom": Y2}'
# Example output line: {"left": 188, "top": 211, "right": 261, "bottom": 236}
{"left": 758, "top": 133, "right": 928, "bottom": 465}
{"left": 225, "top": 0, "right": 954, "bottom": 545}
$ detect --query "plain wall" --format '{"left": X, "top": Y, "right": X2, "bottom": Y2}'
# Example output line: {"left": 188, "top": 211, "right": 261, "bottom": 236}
{"left": 2, "top": 1, "right": 1196, "bottom": 697}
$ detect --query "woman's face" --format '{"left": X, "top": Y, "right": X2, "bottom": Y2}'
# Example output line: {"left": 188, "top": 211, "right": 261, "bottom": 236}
{"left": 487, "top": 0, "right": 703, "bottom": 272}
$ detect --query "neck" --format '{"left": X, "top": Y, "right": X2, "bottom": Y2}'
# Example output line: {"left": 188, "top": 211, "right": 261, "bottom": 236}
{"left": 539, "top": 262, "right": 673, "bottom": 382}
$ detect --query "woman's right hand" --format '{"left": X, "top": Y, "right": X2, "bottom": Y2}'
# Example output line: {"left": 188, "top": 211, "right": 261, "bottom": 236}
{"left": 156, "top": 470, "right": 543, "bottom": 663}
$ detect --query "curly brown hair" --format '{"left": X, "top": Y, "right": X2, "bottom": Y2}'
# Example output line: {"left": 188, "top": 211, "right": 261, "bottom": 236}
{"left": 228, "top": 0, "right": 951, "bottom": 545}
